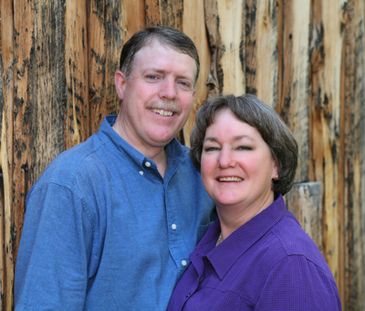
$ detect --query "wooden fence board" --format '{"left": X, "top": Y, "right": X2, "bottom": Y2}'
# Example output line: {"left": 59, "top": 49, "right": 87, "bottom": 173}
{"left": 342, "top": 1, "right": 365, "bottom": 309}
{"left": 278, "top": 0, "right": 310, "bottom": 182}
{"left": 246, "top": 0, "right": 279, "bottom": 106}
{"left": 0, "top": 0, "right": 15, "bottom": 309}
{"left": 65, "top": 0, "right": 89, "bottom": 147}
{"left": 182, "top": 0, "right": 210, "bottom": 145}
{"left": 286, "top": 182, "right": 323, "bottom": 252}
{"left": 216, "top": 0, "right": 245, "bottom": 96}
{"left": 310, "top": 0, "right": 344, "bottom": 299}
{"left": 204, "top": 0, "right": 223, "bottom": 96}
{"left": 88, "top": 0, "right": 124, "bottom": 133}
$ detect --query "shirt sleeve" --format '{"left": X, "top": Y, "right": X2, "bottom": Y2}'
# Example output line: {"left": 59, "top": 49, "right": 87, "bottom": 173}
{"left": 255, "top": 255, "right": 342, "bottom": 311}
{"left": 14, "top": 182, "right": 95, "bottom": 310}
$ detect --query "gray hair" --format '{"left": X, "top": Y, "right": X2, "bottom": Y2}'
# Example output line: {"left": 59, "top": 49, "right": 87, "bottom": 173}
{"left": 190, "top": 94, "right": 298, "bottom": 195}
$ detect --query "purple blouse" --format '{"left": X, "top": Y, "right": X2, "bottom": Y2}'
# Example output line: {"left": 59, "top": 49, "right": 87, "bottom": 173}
{"left": 168, "top": 195, "right": 341, "bottom": 311}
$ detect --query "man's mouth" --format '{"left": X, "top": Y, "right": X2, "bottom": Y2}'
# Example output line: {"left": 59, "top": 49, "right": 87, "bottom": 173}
{"left": 152, "top": 109, "right": 174, "bottom": 117}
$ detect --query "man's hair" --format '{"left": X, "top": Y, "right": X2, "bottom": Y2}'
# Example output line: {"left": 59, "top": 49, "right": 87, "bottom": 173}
{"left": 190, "top": 94, "right": 298, "bottom": 195}
{"left": 119, "top": 26, "right": 200, "bottom": 83}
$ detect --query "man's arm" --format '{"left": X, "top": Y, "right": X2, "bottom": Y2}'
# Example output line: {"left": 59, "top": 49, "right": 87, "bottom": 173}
{"left": 14, "top": 182, "right": 94, "bottom": 310}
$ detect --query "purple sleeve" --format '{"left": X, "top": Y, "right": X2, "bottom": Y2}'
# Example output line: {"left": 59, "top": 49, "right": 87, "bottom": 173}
{"left": 255, "top": 255, "right": 342, "bottom": 311}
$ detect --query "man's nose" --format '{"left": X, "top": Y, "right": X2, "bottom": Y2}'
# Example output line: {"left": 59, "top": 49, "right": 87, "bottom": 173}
{"left": 159, "top": 78, "right": 177, "bottom": 99}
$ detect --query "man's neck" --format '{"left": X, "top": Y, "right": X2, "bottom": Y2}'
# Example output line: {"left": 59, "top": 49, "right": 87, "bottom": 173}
{"left": 112, "top": 118, "right": 168, "bottom": 177}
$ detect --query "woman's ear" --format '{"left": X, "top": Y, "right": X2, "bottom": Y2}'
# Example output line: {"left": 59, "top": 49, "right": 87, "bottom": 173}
{"left": 271, "top": 158, "right": 279, "bottom": 181}
{"left": 115, "top": 70, "right": 127, "bottom": 100}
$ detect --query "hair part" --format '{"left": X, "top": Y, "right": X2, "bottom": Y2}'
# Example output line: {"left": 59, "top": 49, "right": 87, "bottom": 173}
{"left": 119, "top": 26, "right": 200, "bottom": 84}
{"left": 190, "top": 94, "right": 298, "bottom": 195}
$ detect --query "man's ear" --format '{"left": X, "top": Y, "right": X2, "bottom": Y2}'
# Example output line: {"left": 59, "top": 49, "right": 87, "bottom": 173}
{"left": 115, "top": 70, "right": 127, "bottom": 100}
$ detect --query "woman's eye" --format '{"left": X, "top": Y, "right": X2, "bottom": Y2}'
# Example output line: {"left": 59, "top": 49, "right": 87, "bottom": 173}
{"left": 236, "top": 145, "right": 252, "bottom": 151}
{"left": 203, "top": 146, "right": 220, "bottom": 152}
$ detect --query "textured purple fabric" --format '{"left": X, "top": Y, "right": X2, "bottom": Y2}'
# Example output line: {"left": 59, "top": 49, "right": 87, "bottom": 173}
{"left": 168, "top": 195, "right": 342, "bottom": 311}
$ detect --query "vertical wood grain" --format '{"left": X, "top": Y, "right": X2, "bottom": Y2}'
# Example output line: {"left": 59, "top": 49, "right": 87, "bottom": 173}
{"left": 246, "top": 0, "right": 279, "bottom": 105}
{"left": 65, "top": 0, "right": 89, "bottom": 147}
{"left": 182, "top": 0, "right": 211, "bottom": 145}
{"left": 0, "top": 0, "right": 15, "bottom": 309}
{"left": 309, "top": 0, "right": 344, "bottom": 294}
{"left": 342, "top": 0, "right": 365, "bottom": 309}
{"left": 278, "top": 0, "right": 311, "bottom": 182}
{"left": 88, "top": 0, "right": 125, "bottom": 133}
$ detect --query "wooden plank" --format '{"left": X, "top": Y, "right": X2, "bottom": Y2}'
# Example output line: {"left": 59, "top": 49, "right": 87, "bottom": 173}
{"left": 122, "top": 0, "right": 145, "bottom": 39}
{"left": 26, "top": 1, "right": 67, "bottom": 180}
{"left": 0, "top": 0, "right": 15, "bottom": 308}
{"left": 278, "top": 0, "right": 311, "bottom": 182}
{"left": 145, "top": 0, "right": 184, "bottom": 28}
{"left": 145, "top": 0, "right": 162, "bottom": 26}
{"left": 64, "top": 0, "right": 89, "bottom": 147}
{"left": 215, "top": 0, "right": 245, "bottom": 96}
{"left": 341, "top": 0, "right": 365, "bottom": 309}
{"left": 182, "top": 0, "right": 211, "bottom": 145}
{"left": 204, "top": 0, "right": 223, "bottom": 97}
{"left": 88, "top": 0, "right": 125, "bottom": 133}
{"left": 309, "top": 0, "right": 344, "bottom": 296}
{"left": 245, "top": 0, "right": 279, "bottom": 106}
{"left": 286, "top": 182, "right": 323, "bottom": 252}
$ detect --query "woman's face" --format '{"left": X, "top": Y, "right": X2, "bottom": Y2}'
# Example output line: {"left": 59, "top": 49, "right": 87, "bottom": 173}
{"left": 201, "top": 109, "right": 278, "bottom": 212}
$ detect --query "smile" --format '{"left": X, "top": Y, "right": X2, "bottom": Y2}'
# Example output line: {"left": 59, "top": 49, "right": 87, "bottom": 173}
{"left": 218, "top": 176, "right": 243, "bottom": 182}
{"left": 152, "top": 109, "right": 174, "bottom": 116}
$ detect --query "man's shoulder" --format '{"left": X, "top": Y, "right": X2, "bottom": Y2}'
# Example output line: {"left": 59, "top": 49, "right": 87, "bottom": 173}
{"left": 34, "top": 134, "right": 105, "bottom": 190}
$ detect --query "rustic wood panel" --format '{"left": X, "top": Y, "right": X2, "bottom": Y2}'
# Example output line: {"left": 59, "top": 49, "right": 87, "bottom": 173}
{"left": 88, "top": 0, "right": 125, "bottom": 133}
{"left": 309, "top": 0, "right": 344, "bottom": 295}
{"left": 0, "top": 0, "right": 15, "bottom": 309}
{"left": 216, "top": 0, "right": 245, "bottom": 95}
{"left": 245, "top": 0, "right": 279, "bottom": 106}
{"left": 286, "top": 182, "right": 323, "bottom": 252}
{"left": 342, "top": 1, "right": 365, "bottom": 309}
{"left": 182, "top": 0, "right": 211, "bottom": 145}
{"left": 278, "top": 0, "right": 311, "bottom": 182}
{"left": 65, "top": 0, "right": 89, "bottom": 147}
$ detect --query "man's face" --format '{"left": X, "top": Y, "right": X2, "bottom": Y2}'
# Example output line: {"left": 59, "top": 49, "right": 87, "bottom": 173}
{"left": 114, "top": 39, "right": 197, "bottom": 154}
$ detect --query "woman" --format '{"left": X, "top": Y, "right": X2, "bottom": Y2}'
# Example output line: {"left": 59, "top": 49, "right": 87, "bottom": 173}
{"left": 168, "top": 94, "right": 341, "bottom": 310}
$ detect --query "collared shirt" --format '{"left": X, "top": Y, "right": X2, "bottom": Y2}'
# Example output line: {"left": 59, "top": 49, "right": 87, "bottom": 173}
{"left": 15, "top": 116, "right": 214, "bottom": 311}
{"left": 168, "top": 195, "right": 342, "bottom": 311}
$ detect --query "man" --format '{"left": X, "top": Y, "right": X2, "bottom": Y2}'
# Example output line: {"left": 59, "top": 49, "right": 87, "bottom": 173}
{"left": 14, "top": 26, "right": 213, "bottom": 310}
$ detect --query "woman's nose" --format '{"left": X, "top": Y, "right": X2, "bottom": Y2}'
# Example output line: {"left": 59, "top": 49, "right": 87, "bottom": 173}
{"left": 218, "top": 148, "right": 235, "bottom": 168}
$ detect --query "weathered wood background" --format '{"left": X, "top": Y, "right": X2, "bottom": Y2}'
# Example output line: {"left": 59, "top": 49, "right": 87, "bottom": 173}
{"left": 0, "top": 0, "right": 364, "bottom": 310}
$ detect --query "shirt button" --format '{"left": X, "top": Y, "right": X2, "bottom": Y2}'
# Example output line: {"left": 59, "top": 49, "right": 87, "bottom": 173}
{"left": 144, "top": 161, "right": 151, "bottom": 168}
{"left": 171, "top": 223, "right": 177, "bottom": 230}
{"left": 139, "top": 170, "right": 144, "bottom": 176}
{"left": 181, "top": 259, "right": 188, "bottom": 267}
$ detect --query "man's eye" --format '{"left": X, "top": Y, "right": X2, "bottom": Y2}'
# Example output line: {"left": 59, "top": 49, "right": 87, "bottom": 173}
{"left": 177, "top": 80, "right": 193, "bottom": 91}
{"left": 145, "top": 74, "right": 161, "bottom": 81}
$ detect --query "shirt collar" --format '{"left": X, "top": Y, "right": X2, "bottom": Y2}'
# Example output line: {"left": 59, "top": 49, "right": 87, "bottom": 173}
{"left": 98, "top": 116, "right": 186, "bottom": 174}
{"left": 192, "top": 195, "right": 292, "bottom": 280}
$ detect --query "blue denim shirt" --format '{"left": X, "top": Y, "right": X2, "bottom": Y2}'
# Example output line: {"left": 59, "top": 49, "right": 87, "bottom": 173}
{"left": 15, "top": 116, "right": 214, "bottom": 310}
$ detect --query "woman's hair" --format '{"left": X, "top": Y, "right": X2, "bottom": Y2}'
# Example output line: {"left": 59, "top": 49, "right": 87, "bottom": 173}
{"left": 119, "top": 26, "right": 200, "bottom": 84}
{"left": 190, "top": 94, "right": 298, "bottom": 195}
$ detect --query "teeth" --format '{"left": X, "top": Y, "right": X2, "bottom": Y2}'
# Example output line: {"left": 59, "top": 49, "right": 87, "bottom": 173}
{"left": 152, "top": 109, "right": 173, "bottom": 116}
{"left": 218, "top": 176, "right": 242, "bottom": 182}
